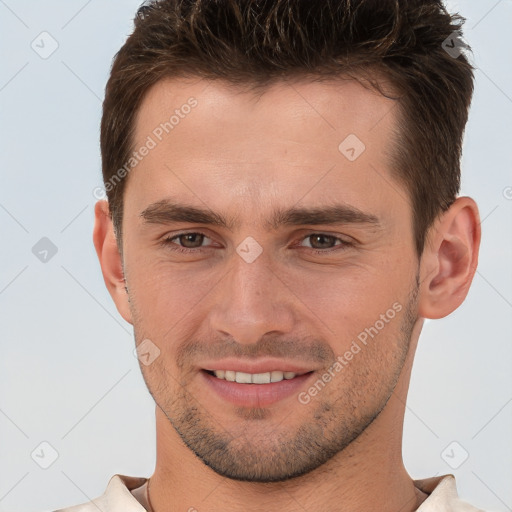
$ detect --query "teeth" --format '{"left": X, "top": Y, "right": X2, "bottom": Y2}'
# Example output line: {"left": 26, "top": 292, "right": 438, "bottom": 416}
{"left": 252, "top": 372, "right": 271, "bottom": 384}
{"left": 235, "top": 371, "right": 252, "bottom": 384}
{"left": 270, "top": 370, "right": 283, "bottom": 382}
{"left": 211, "top": 370, "right": 298, "bottom": 384}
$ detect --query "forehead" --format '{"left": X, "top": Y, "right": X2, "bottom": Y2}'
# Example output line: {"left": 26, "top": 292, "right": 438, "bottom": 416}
{"left": 127, "top": 75, "right": 404, "bottom": 226}
{"left": 134, "top": 75, "right": 397, "bottom": 149}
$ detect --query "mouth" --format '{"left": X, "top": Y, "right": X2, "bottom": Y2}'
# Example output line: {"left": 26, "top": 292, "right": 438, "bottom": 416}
{"left": 203, "top": 369, "right": 311, "bottom": 384}
{"left": 200, "top": 368, "right": 315, "bottom": 407}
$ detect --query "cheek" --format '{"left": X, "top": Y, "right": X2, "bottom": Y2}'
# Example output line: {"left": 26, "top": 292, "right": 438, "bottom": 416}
{"left": 286, "top": 262, "right": 409, "bottom": 336}
{"left": 126, "top": 243, "right": 414, "bottom": 348}
{"left": 127, "top": 259, "right": 219, "bottom": 336}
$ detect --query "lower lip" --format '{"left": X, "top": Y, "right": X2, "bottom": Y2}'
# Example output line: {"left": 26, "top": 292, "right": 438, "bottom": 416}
{"left": 200, "top": 370, "right": 314, "bottom": 407}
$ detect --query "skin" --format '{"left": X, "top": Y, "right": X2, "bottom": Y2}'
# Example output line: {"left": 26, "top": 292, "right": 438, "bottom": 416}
{"left": 93, "top": 76, "right": 481, "bottom": 512}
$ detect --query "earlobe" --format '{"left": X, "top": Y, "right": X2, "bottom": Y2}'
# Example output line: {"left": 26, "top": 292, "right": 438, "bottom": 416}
{"left": 418, "top": 197, "right": 481, "bottom": 319}
{"left": 92, "top": 200, "right": 133, "bottom": 325}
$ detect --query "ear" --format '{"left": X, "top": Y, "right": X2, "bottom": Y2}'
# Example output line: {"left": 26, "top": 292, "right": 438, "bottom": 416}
{"left": 418, "top": 197, "right": 481, "bottom": 319}
{"left": 92, "top": 200, "right": 133, "bottom": 325}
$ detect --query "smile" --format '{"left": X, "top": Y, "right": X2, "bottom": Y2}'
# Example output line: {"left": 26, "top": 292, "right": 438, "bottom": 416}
{"left": 205, "top": 369, "right": 304, "bottom": 384}
{"left": 201, "top": 368, "right": 315, "bottom": 407}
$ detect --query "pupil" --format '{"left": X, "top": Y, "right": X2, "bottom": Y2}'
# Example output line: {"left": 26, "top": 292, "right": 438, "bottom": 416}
{"left": 182, "top": 233, "right": 203, "bottom": 248}
{"left": 312, "top": 234, "right": 333, "bottom": 249}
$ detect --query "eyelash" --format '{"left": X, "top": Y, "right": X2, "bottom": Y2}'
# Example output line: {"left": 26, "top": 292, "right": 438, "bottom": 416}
{"left": 160, "top": 231, "right": 353, "bottom": 255}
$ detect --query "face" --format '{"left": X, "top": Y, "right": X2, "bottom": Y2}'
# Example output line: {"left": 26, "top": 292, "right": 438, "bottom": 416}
{"left": 121, "top": 76, "right": 421, "bottom": 482}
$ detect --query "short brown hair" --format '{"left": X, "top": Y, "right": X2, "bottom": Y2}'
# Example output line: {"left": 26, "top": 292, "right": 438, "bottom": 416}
{"left": 100, "top": 0, "right": 474, "bottom": 256}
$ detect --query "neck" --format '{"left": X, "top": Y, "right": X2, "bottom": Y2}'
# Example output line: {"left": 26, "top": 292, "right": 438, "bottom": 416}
{"left": 148, "top": 321, "right": 427, "bottom": 512}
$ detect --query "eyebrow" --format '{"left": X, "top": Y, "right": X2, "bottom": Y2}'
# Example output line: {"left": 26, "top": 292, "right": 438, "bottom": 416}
{"left": 139, "top": 199, "right": 380, "bottom": 231}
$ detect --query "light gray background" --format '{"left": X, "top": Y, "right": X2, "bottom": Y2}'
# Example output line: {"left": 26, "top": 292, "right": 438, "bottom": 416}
{"left": 0, "top": 1, "right": 511, "bottom": 511}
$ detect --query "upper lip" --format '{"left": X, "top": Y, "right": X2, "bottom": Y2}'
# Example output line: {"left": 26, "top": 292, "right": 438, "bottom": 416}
{"left": 200, "top": 358, "right": 317, "bottom": 375}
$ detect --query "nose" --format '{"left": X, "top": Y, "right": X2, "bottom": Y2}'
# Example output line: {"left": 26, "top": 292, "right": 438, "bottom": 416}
{"left": 208, "top": 247, "right": 296, "bottom": 345}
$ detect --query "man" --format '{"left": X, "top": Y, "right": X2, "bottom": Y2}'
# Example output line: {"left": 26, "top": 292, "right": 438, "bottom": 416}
{"left": 56, "top": 0, "right": 484, "bottom": 510}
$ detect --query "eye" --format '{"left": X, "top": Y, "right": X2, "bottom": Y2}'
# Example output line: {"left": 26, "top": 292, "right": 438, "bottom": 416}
{"left": 298, "top": 233, "right": 352, "bottom": 253}
{"left": 161, "top": 231, "right": 214, "bottom": 253}
{"left": 159, "top": 231, "right": 352, "bottom": 255}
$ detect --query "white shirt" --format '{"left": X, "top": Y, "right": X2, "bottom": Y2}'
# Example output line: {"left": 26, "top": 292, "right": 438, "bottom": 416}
{"left": 53, "top": 473, "right": 485, "bottom": 512}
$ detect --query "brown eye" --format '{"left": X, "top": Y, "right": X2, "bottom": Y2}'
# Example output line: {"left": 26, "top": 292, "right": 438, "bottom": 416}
{"left": 174, "top": 233, "right": 206, "bottom": 248}
{"left": 302, "top": 234, "right": 341, "bottom": 250}
{"left": 161, "top": 231, "right": 214, "bottom": 253}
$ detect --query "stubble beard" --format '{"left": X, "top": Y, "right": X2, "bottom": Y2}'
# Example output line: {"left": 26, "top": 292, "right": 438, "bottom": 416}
{"left": 135, "top": 282, "right": 419, "bottom": 483}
